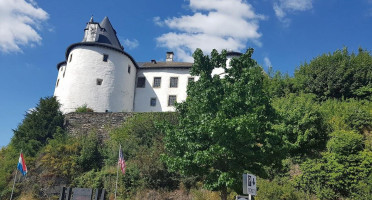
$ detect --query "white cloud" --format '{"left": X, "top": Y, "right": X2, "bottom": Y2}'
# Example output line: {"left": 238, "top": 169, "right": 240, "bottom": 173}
{"left": 264, "top": 56, "right": 272, "bottom": 68}
{"left": 122, "top": 38, "right": 139, "bottom": 50}
{"left": 155, "top": 0, "right": 264, "bottom": 61}
{"left": 273, "top": 0, "right": 313, "bottom": 25}
{"left": 0, "top": 0, "right": 49, "bottom": 53}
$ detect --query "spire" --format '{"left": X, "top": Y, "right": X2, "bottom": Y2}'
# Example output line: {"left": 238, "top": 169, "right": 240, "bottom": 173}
{"left": 82, "top": 16, "right": 123, "bottom": 50}
{"left": 97, "top": 16, "right": 123, "bottom": 50}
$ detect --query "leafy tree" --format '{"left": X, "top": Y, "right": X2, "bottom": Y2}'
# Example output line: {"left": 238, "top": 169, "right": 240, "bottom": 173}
{"left": 11, "top": 96, "right": 64, "bottom": 156}
{"left": 272, "top": 93, "right": 329, "bottom": 157}
{"left": 163, "top": 48, "right": 283, "bottom": 200}
{"left": 297, "top": 130, "right": 372, "bottom": 199}
{"left": 264, "top": 71, "right": 294, "bottom": 98}
{"left": 39, "top": 129, "right": 80, "bottom": 181}
{"left": 77, "top": 131, "right": 103, "bottom": 171}
{"left": 294, "top": 47, "right": 372, "bottom": 100}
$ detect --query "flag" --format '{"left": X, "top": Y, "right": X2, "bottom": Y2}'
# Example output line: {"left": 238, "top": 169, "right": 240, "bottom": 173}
{"left": 17, "top": 153, "right": 27, "bottom": 176}
{"left": 118, "top": 146, "right": 126, "bottom": 175}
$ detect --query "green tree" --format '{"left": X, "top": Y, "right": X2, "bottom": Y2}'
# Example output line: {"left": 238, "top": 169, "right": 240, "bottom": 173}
{"left": 294, "top": 47, "right": 372, "bottom": 100}
{"left": 163, "top": 48, "right": 283, "bottom": 200}
{"left": 11, "top": 96, "right": 64, "bottom": 156}
{"left": 272, "top": 93, "right": 328, "bottom": 157}
{"left": 297, "top": 130, "right": 372, "bottom": 199}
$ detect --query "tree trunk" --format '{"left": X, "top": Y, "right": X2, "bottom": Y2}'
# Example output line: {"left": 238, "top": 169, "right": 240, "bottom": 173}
{"left": 220, "top": 185, "right": 228, "bottom": 200}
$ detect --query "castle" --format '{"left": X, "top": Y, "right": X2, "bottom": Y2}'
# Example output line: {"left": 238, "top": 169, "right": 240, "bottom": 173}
{"left": 54, "top": 17, "right": 241, "bottom": 113}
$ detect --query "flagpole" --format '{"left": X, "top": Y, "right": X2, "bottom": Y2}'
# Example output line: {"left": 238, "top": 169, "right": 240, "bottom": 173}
{"left": 9, "top": 169, "right": 17, "bottom": 200}
{"left": 10, "top": 150, "right": 22, "bottom": 200}
{"left": 114, "top": 144, "right": 121, "bottom": 200}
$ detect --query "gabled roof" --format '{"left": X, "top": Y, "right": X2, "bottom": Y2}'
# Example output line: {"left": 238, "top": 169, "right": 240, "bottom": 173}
{"left": 138, "top": 61, "right": 193, "bottom": 69}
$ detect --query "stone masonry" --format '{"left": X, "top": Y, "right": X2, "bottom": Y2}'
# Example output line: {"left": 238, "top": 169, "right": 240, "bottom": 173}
{"left": 64, "top": 112, "right": 134, "bottom": 141}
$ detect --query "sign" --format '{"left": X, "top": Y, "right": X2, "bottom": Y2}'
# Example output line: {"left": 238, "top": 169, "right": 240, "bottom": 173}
{"left": 243, "top": 173, "right": 257, "bottom": 195}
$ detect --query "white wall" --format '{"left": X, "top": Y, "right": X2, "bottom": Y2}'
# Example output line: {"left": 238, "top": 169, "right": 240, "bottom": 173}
{"left": 134, "top": 68, "right": 194, "bottom": 112}
{"left": 54, "top": 45, "right": 136, "bottom": 113}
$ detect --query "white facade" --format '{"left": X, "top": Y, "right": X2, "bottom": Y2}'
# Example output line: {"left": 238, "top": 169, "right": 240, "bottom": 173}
{"left": 54, "top": 46, "right": 137, "bottom": 113}
{"left": 54, "top": 17, "right": 241, "bottom": 113}
{"left": 134, "top": 68, "right": 194, "bottom": 112}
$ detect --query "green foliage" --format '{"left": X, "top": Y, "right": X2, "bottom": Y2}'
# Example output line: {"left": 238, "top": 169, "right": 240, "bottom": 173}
{"left": 11, "top": 96, "right": 64, "bottom": 156}
{"left": 163, "top": 48, "right": 283, "bottom": 199}
{"left": 264, "top": 71, "right": 294, "bottom": 98}
{"left": 103, "top": 112, "right": 179, "bottom": 198}
{"left": 75, "top": 104, "right": 94, "bottom": 113}
{"left": 77, "top": 131, "right": 103, "bottom": 171}
{"left": 0, "top": 146, "right": 18, "bottom": 197}
{"left": 272, "top": 93, "right": 329, "bottom": 157}
{"left": 294, "top": 47, "right": 372, "bottom": 100}
{"left": 40, "top": 129, "right": 80, "bottom": 180}
{"left": 320, "top": 98, "right": 372, "bottom": 133}
{"left": 256, "top": 178, "right": 310, "bottom": 200}
{"left": 297, "top": 130, "right": 372, "bottom": 199}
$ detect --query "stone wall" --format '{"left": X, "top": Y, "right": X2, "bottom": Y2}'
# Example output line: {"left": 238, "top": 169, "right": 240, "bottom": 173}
{"left": 64, "top": 112, "right": 134, "bottom": 141}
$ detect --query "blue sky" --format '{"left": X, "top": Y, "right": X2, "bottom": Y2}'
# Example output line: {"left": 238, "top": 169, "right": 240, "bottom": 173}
{"left": 0, "top": 0, "right": 371, "bottom": 147}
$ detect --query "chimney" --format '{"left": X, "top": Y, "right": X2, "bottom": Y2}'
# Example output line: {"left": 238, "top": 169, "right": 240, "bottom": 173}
{"left": 166, "top": 51, "right": 174, "bottom": 62}
{"left": 151, "top": 59, "right": 157, "bottom": 64}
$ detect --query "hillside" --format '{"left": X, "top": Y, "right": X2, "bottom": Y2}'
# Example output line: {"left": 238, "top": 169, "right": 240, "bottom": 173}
{"left": 0, "top": 47, "right": 371, "bottom": 200}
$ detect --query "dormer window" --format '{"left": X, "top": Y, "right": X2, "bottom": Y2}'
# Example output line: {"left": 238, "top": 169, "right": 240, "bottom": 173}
{"left": 103, "top": 54, "right": 109, "bottom": 62}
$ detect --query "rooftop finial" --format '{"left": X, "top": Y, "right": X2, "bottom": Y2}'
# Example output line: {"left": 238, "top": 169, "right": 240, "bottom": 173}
{"left": 89, "top": 15, "right": 94, "bottom": 23}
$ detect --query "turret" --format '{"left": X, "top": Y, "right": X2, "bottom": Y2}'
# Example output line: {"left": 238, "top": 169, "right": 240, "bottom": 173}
{"left": 54, "top": 17, "right": 138, "bottom": 113}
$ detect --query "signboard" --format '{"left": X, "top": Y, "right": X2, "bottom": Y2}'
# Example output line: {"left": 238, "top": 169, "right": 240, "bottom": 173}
{"left": 243, "top": 173, "right": 257, "bottom": 195}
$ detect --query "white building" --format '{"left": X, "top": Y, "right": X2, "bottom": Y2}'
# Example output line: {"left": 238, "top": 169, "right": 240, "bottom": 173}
{"left": 54, "top": 17, "right": 241, "bottom": 113}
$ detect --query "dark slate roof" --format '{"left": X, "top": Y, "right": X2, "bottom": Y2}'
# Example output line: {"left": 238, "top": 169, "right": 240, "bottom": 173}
{"left": 98, "top": 17, "right": 122, "bottom": 50}
{"left": 138, "top": 61, "right": 193, "bottom": 69}
{"left": 226, "top": 51, "right": 242, "bottom": 57}
{"left": 81, "top": 16, "right": 123, "bottom": 50}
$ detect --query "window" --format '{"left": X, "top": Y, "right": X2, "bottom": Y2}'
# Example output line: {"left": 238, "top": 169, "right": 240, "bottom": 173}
{"left": 188, "top": 77, "right": 195, "bottom": 83}
{"left": 153, "top": 77, "right": 161, "bottom": 88}
{"left": 69, "top": 54, "right": 73, "bottom": 62}
{"left": 170, "top": 77, "right": 178, "bottom": 88}
{"left": 128, "top": 65, "right": 131, "bottom": 73}
{"left": 96, "top": 78, "right": 103, "bottom": 85}
{"left": 137, "top": 77, "right": 146, "bottom": 88}
{"left": 103, "top": 54, "right": 109, "bottom": 62}
{"left": 168, "top": 95, "right": 177, "bottom": 106}
{"left": 150, "top": 98, "right": 156, "bottom": 106}
{"left": 56, "top": 79, "right": 59, "bottom": 87}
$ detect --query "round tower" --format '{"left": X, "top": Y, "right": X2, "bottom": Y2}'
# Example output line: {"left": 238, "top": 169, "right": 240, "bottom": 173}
{"left": 54, "top": 17, "right": 138, "bottom": 113}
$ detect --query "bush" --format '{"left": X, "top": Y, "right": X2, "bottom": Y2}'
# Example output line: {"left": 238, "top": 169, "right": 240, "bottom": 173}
{"left": 75, "top": 104, "right": 94, "bottom": 113}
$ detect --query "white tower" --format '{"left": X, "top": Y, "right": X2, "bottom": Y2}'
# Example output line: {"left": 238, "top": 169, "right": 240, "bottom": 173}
{"left": 54, "top": 17, "right": 138, "bottom": 113}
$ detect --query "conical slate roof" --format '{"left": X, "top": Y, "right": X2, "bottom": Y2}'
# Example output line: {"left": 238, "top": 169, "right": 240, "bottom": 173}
{"left": 82, "top": 16, "right": 123, "bottom": 50}
{"left": 97, "top": 17, "right": 122, "bottom": 50}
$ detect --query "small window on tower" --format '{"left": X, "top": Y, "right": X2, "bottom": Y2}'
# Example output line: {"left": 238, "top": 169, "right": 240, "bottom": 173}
{"left": 137, "top": 77, "right": 146, "bottom": 88}
{"left": 128, "top": 65, "right": 131, "bottom": 73}
{"left": 103, "top": 54, "right": 109, "bottom": 62}
{"left": 56, "top": 79, "right": 59, "bottom": 87}
{"left": 150, "top": 98, "right": 156, "bottom": 106}
{"left": 96, "top": 78, "right": 103, "bottom": 85}
{"left": 69, "top": 54, "right": 73, "bottom": 62}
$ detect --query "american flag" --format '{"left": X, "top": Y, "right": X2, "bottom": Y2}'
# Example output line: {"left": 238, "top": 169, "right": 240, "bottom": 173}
{"left": 118, "top": 145, "right": 126, "bottom": 174}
